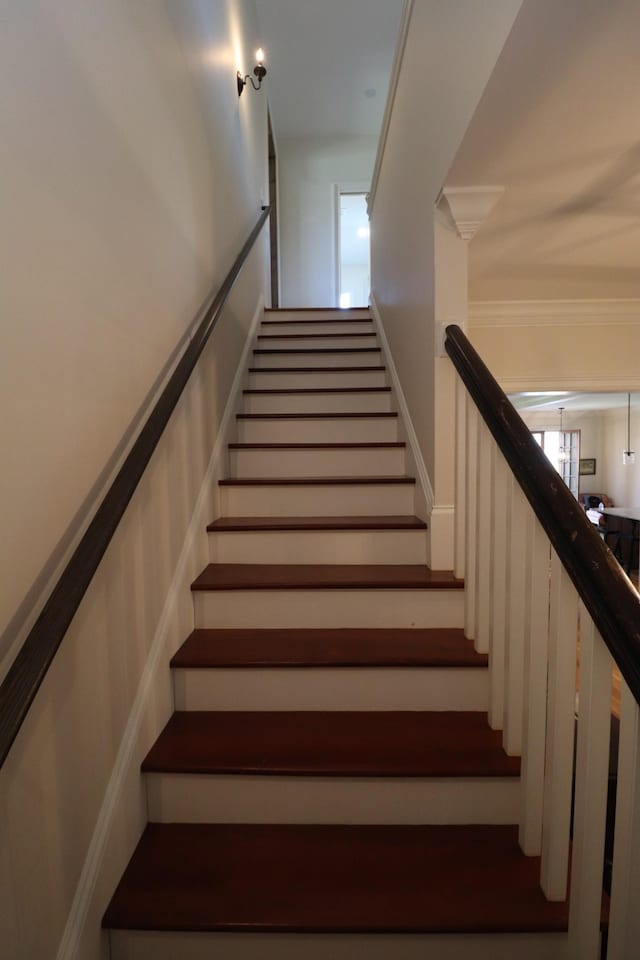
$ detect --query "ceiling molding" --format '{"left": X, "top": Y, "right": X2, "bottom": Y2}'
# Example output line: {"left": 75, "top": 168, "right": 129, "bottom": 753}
{"left": 469, "top": 299, "right": 640, "bottom": 328}
{"left": 500, "top": 375, "right": 640, "bottom": 392}
{"left": 368, "top": 0, "right": 415, "bottom": 216}
{"left": 440, "top": 186, "right": 505, "bottom": 241}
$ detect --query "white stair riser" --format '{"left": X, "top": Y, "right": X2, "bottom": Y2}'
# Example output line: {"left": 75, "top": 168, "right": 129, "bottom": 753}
{"left": 260, "top": 321, "right": 374, "bottom": 335}
{"left": 229, "top": 448, "right": 406, "bottom": 478}
{"left": 220, "top": 484, "right": 417, "bottom": 517}
{"left": 110, "top": 930, "right": 571, "bottom": 960}
{"left": 264, "top": 309, "right": 371, "bottom": 321}
{"left": 248, "top": 370, "right": 388, "bottom": 389}
{"left": 252, "top": 352, "right": 381, "bottom": 369}
{"left": 257, "top": 336, "right": 378, "bottom": 350}
{"left": 243, "top": 393, "right": 393, "bottom": 414}
{"left": 194, "top": 589, "right": 464, "bottom": 629}
{"left": 146, "top": 774, "right": 519, "bottom": 825}
{"left": 208, "top": 529, "right": 427, "bottom": 565}
{"left": 236, "top": 418, "right": 398, "bottom": 444}
{"left": 174, "top": 667, "right": 487, "bottom": 711}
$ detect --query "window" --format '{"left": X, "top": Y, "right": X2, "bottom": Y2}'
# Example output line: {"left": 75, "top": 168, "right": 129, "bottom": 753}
{"left": 532, "top": 430, "right": 581, "bottom": 498}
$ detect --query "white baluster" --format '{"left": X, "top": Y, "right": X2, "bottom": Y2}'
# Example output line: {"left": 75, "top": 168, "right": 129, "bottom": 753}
{"left": 504, "top": 478, "right": 527, "bottom": 757}
{"left": 519, "top": 514, "right": 550, "bottom": 855}
{"left": 475, "top": 421, "right": 492, "bottom": 654}
{"left": 568, "top": 610, "right": 611, "bottom": 958}
{"left": 607, "top": 681, "right": 640, "bottom": 959}
{"left": 454, "top": 378, "right": 466, "bottom": 580}
{"left": 541, "top": 550, "right": 578, "bottom": 900}
{"left": 489, "top": 446, "right": 509, "bottom": 731}
{"left": 464, "top": 400, "right": 478, "bottom": 642}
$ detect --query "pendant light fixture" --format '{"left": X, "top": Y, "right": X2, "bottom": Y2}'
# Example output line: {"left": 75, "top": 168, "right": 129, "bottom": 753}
{"left": 558, "top": 407, "right": 568, "bottom": 462}
{"left": 623, "top": 392, "right": 636, "bottom": 465}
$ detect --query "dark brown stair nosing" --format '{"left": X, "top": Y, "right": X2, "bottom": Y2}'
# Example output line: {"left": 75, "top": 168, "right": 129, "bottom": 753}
{"left": 171, "top": 627, "right": 487, "bottom": 670}
{"left": 253, "top": 348, "right": 381, "bottom": 356}
{"left": 191, "top": 563, "right": 463, "bottom": 592}
{"left": 262, "top": 318, "right": 374, "bottom": 326}
{"left": 102, "top": 823, "right": 578, "bottom": 935}
{"left": 140, "top": 711, "right": 520, "bottom": 779}
{"left": 236, "top": 412, "right": 397, "bottom": 421}
{"left": 248, "top": 366, "right": 387, "bottom": 373}
{"left": 206, "top": 515, "right": 427, "bottom": 533}
{"left": 257, "top": 333, "right": 378, "bottom": 340}
{"left": 219, "top": 475, "right": 416, "bottom": 486}
{"left": 265, "top": 306, "right": 370, "bottom": 313}
{"left": 228, "top": 442, "right": 406, "bottom": 450}
{"left": 243, "top": 387, "right": 392, "bottom": 395}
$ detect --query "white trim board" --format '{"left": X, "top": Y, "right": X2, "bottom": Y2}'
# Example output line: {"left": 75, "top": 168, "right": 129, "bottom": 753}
{"left": 56, "top": 297, "right": 265, "bottom": 960}
{"left": 370, "top": 294, "right": 434, "bottom": 515}
{"left": 469, "top": 299, "right": 640, "bottom": 328}
{"left": 368, "top": 0, "right": 415, "bottom": 216}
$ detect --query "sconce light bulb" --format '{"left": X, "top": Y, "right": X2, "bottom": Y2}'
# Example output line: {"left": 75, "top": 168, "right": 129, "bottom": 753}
{"left": 256, "top": 47, "right": 265, "bottom": 65}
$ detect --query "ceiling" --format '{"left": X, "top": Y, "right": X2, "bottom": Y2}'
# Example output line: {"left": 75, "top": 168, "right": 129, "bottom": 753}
{"left": 254, "top": 0, "right": 404, "bottom": 140}
{"left": 510, "top": 392, "right": 638, "bottom": 414}
{"left": 446, "top": 0, "right": 640, "bottom": 301}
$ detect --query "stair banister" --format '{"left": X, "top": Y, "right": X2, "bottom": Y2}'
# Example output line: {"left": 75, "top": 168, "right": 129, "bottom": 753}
{"left": 445, "top": 323, "right": 640, "bottom": 958}
{"left": 0, "top": 206, "right": 271, "bottom": 770}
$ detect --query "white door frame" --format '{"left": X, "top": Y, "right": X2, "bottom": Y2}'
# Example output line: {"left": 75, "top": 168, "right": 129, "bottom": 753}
{"left": 334, "top": 182, "right": 370, "bottom": 308}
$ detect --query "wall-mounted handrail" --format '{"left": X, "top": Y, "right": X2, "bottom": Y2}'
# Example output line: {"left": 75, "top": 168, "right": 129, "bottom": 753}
{"left": 445, "top": 323, "right": 640, "bottom": 707}
{"left": 0, "top": 206, "right": 271, "bottom": 768}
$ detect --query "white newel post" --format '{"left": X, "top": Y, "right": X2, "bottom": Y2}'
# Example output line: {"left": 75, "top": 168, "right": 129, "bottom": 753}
{"left": 454, "top": 378, "right": 466, "bottom": 580}
{"left": 464, "top": 400, "right": 478, "bottom": 642}
{"left": 608, "top": 682, "right": 640, "bottom": 959}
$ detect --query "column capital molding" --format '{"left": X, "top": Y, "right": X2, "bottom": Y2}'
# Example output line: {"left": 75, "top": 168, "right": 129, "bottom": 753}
{"left": 438, "top": 185, "right": 505, "bottom": 241}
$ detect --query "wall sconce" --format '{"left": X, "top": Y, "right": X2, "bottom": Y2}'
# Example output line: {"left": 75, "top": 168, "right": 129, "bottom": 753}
{"left": 237, "top": 48, "right": 267, "bottom": 96}
{"left": 623, "top": 392, "right": 636, "bottom": 465}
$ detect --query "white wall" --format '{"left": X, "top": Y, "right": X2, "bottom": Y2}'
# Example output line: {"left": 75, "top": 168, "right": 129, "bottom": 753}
{"left": 369, "top": 0, "right": 523, "bottom": 488}
{"left": 0, "top": 2, "right": 268, "bottom": 958}
{"left": 278, "top": 135, "right": 377, "bottom": 306}
{"left": 600, "top": 406, "right": 640, "bottom": 507}
{"left": 0, "top": 0, "right": 269, "bottom": 660}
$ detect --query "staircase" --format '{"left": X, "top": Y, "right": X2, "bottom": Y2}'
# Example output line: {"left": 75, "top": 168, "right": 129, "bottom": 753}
{"left": 103, "top": 308, "right": 573, "bottom": 959}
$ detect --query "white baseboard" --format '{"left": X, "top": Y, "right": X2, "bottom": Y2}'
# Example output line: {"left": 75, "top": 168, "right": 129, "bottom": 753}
{"left": 56, "top": 297, "right": 264, "bottom": 960}
{"left": 369, "top": 295, "right": 434, "bottom": 516}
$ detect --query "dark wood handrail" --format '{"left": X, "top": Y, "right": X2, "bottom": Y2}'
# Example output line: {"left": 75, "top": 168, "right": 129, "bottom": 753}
{"left": 445, "top": 323, "right": 640, "bottom": 707}
{"left": 0, "top": 206, "right": 271, "bottom": 768}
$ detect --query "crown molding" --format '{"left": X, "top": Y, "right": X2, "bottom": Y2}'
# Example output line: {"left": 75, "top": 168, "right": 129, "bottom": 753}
{"left": 469, "top": 299, "right": 640, "bottom": 328}
{"left": 439, "top": 186, "right": 504, "bottom": 241}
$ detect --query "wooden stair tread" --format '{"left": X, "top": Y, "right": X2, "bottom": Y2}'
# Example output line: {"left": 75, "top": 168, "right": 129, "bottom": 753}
{"left": 248, "top": 365, "right": 386, "bottom": 373}
{"left": 142, "top": 711, "right": 517, "bottom": 778}
{"left": 103, "top": 823, "right": 571, "bottom": 934}
{"left": 171, "top": 627, "right": 487, "bottom": 669}
{"left": 219, "top": 475, "right": 416, "bottom": 486}
{"left": 265, "top": 307, "right": 369, "bottom": 313}
{"left": 262, "top": 318, "right": 373, "bottom": 326}
{"left": 257, "top": 333, "right": 377, "bottom": 340}
{"left": 206, "top": 515, "right": 427, "bottom": 533}
{"left": 236, "top": 412, "right": 397, "bottom": 420}
{"left": 228, "top": 442, "right": 405, "bottom": 450}
{"left": 253, "top": 348, "right": 381, "bottom": 355}
{"left": 191, "top": 564, "right": 463, "bottom": 591}
{"left": 243, "top": 387, "right": 391, "bottom": 395}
